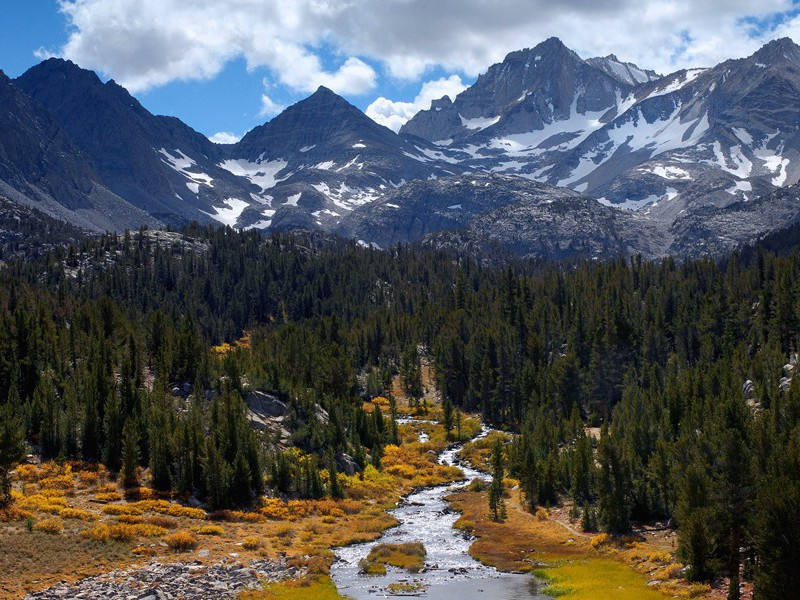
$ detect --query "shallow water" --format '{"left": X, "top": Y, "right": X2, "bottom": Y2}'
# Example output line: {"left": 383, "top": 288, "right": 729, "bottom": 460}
{"left": 331, "top": 425, "right": 546, "bottom": 599}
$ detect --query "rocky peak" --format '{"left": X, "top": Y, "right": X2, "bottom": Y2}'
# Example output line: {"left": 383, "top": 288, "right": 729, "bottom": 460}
{"left": 751, "top": 37, "right": 800, "bottom": 63}
{"left": 236, "top": 85, "right": 397, "bottom": 159}
{"left": 586, "top": 54, "right": 660, "bottom": 85}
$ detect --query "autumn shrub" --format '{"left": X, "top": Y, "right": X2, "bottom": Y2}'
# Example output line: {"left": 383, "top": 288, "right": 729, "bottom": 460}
{"left": 243, "top": 536, "right": 261, "bottom": 550}
{"left": 96, "top": 492, "right": 123, "bottom": 502}
{"left": 33, "top": 518, "right": 63, "bottom": 534}
{"left": 164, "top": 530, "right": 198, "bottom": 551}
{"left": 57, "top": 508, "right": 95, "bottom": 521}
{"left": 16, "top": 465, "right": 40, "bottom": 483}
{"left": 77, "top": 471, "right": 100, "bottom": 487}
{"left": 590, "top": 533, "right": 612, "bottom": 548}
{"left": 38, "top": 474, "right": 74, "bottom": 490}
{"left": 198, "top": 525, "right": 225, "bottom": 535}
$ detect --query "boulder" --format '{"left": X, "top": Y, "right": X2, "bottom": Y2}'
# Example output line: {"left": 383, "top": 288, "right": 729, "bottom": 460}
{"left": 780, "top": 376, "right": 792, "bottom": 392}
{"left": 742, "top": 379, "right": 755, "bottom": 399}
{"left": 245, "top": 391, "right": 288, "bottom": 418}
{"left": 334, "top": 453, "right": 361, "bottom": 476}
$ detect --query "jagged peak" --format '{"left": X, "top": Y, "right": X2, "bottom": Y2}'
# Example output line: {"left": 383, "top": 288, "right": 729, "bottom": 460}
{"left": 750, "top": 37, "right": 800, "bottom": 62}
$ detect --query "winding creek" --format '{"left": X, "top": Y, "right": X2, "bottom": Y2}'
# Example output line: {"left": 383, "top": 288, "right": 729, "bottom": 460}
{"left": 331, "top": 423, "right": 546, "bottom": 599}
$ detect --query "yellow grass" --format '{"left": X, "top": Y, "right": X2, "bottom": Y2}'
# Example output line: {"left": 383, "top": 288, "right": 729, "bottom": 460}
{"left": 447, "top": 485, "right": 708, "bottom": 599}
{"left": 359, "top": 542, "right": 426, "bottom": 575}
{"left": 241, "top": 576, "right": 346, "bottom": 600}
{"left": 164, "top": 530, "right": 198, "bottom": 552}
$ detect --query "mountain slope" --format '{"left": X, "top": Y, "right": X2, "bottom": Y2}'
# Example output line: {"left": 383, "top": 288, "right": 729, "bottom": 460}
{"left": 15, "top": 58, "right": 254, "bottom": 227}
{"left": 223, "top": 86, "right": 464, "bottom": 231}
{"left": 336, "top": 173, "right": 666, "bottom": 260}
{"left": 0, "top": 69, "right": 158, "bottom": 231}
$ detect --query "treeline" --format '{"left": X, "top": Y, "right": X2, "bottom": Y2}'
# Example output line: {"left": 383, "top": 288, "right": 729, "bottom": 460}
{"left": 1, "top": 225, "right": 800, "bottom": 596}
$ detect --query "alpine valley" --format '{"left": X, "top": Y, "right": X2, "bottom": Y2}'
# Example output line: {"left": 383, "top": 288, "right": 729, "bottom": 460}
{"left": 4, "top": 37, "right": 800, "bottom": 259}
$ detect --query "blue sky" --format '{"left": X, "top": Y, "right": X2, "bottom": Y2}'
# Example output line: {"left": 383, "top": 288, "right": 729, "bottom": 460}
{"left": 3, "top": 1, "right": 800, "bottom": 142}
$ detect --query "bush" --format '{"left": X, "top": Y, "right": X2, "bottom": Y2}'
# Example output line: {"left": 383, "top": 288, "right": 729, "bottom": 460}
{"left": 198, "top": 525, "right": 225, "bottom": 536}
{"left": 96, "top": 492, "right": 123, "bottom": 502}
{"left": 16, "top": 465, "right": 40, "bottom": 482}
{"left": 33, "top": 518, "right": 63, "bottom": 534}
{"left": 242, "top": 536, "right": 261, "bottom": 550}
{"left": 164, "top": 530, "right": 198, "bottom": 551}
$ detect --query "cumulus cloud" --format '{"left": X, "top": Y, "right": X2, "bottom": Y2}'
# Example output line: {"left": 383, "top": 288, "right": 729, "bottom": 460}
{"left": 259, "top": 94, "right": 285, "bottom": 118}
{"left": 208, "top": 131, "right": 242, "bottom": 144}
{"left": 366, "top": 75, "right": 468, "bottom": 131}
{"left": 55, "top": 0, "right": 800, "bottom": 98}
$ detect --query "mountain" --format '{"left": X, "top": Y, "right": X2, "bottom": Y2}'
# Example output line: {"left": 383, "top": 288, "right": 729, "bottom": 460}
{"left": 399, "top": 37, "right": 800, "bottom": 228}
{"left": 401, "top": 37, "right": 635, "bottom": 145}
{"left": 15, "top": 58, "right": 252, "bottom": 227}
{"left": 3, "top": 38, "right": 800, "bottom": 260}
{"left": 0, "top": 68, "right": 158, "bottom": 231}
{"left": 222, "top": 86, "right": 463, "bottom": 231}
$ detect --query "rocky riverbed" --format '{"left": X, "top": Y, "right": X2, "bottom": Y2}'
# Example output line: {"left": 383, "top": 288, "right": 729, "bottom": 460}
{"left": 24, "top": 557, "right": 303, "bottom": 599}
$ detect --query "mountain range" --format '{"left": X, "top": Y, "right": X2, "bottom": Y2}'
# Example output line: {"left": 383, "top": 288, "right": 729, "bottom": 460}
{"left": 3, "top": 37, "right": 800, "bottom": 259}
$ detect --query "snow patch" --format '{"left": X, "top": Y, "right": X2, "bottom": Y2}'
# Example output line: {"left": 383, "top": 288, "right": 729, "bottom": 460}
{"left": 219, "top": 158, "right": 288, "bottom": 193}
{"left": 203, "top": 198, "right": 249, "bottom": 227}
{"left": 284, "top": 193, "right": 302, "bottom": 207}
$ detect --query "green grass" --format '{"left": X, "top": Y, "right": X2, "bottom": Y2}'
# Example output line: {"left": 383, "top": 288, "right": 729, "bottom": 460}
{"left": 535, "top": 557, "right": 667, "bottom": 600}
{"left": 240, "top": 576, "right": 346, "bottom": 599}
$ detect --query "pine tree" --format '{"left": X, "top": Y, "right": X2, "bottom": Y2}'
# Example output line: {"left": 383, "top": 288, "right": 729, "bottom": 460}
{"left": 443, "top": 399, "right": 454, "bottom": 440}
{"left": 121, "top": 418, "right": 140, "bottom": 488}
{"left": 488, "top": 437, "right": 507, "bottom": 521}
{"left": 597, "top": 426, "right": 630, "bottom": 533}
{"left": 0, "top": 404, "right": 25, "bottom": 507}
{"left": 329, "top": 458, "right": 344, "bottom": 499}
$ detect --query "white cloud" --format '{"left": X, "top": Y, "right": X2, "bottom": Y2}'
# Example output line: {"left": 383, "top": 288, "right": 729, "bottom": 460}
{"left": 208, "top": 131, "right": 242, "bottom": 144}
{"left": 259, "top": 94, "right": 285, "bottom": 118}
{"left": 55, "top": 0, "right": 800, "bottom": 97}
{"left": 366, "top": 75, "right": 468, "bottom": 131}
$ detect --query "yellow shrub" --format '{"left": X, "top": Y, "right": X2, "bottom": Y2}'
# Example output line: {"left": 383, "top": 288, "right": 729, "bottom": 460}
{"left": 145, "top": 515, "right": 178, "bottom": 529}
{"left": 385, "top": 464, "right": 416, "bottom": 478}
{"left": 77, "top": 471, "right": 100, "bottom": 487}
{"left": 94, "top": 523, "right": 169, "bottom": 542}
{"left": 198, "top": 525, "right": 225, "bottom": 536}
{"left": 164, "top": 530, "right": 198, "bottom": 552}
{"left": 242, "top": 536, "right": 261, "bottom": 550}
{"left": 535, "top": 507, "right": 549, "bottom": 521}
{"left": 39, "top": 474, "right": 74, "bottom": 490}
{"left": 38, "top": 488, "right": 67, "bottom": 498}
{"left": 102, "top": 504, "right": 143, "bottom": 516}
{"left": 260, "top": 499, "right": 291, "bottom": 520}
{"left": 590, "top": 533, "right": 612, "bottom": 548}
{"left": 57, "top": 508, "right": 95, "bottom": 521}
{"left": 654, "top": 563, "right": 684, "bottom": 580}
{"left": 96, "top": 492, "right": 123, "bottom": 502}
{"left": 0, "top": 504, "right": 33, "bottom": 522}
{"left": 116, "top": 515, "right": 145, "bottom": 524}
{"left": 16, "top": 464, "right": 41, "bottom": 482}
{"left": 33, "top": 518, "right": 63, "bottom": 534}
{"left": 98, "top": 483, "right": 118, "bottom": 493}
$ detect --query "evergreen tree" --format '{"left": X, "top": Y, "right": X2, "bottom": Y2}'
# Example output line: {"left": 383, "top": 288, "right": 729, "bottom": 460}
{"left": 121, "top": 418, "right": 140, "bottom": 488}
{"left": 0, "top": 404, "right": 25, "bottom": 507}
{"left": 488, "top": 437, "right": 507, "bottom": 521}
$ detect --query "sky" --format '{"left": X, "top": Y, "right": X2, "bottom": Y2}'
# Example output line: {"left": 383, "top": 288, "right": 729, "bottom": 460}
{"left": 2, "top": 1, "right": 800, "bottom": 143}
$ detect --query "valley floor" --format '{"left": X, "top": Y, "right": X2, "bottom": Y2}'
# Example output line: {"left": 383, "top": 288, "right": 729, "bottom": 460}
{"left": 1, "top": 368, "right": 726, "bottom": 600}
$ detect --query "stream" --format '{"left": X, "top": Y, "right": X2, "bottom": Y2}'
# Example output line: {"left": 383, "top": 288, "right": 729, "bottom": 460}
{"left": 331, "top": 423, "right": 546, "bottom": 599}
